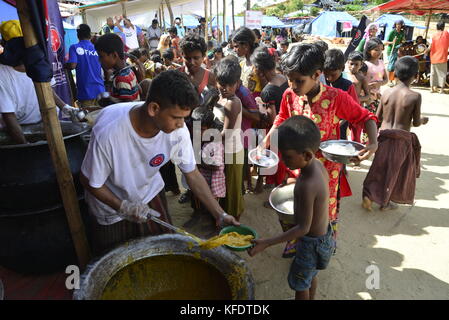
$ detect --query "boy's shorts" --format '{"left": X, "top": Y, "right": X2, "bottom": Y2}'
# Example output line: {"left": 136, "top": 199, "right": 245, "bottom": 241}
{"left": 288, "top": 224, "right": 335, "bottom": 291}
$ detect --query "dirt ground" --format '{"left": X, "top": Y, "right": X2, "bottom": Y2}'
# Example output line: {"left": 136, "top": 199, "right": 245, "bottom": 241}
{"left": 167, "top": 87, "right": 449, "bottom": 300}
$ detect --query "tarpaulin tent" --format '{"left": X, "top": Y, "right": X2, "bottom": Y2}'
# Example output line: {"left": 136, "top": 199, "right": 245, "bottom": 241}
{"left": 366, "top": 0, "right": 449, "bottom": 39}
{"left": 307, "top": 11, "right": 359, "bottom": 38}
{"left": 211, "top": 15, "right": 286, "bottom": 40}
{"left": 78, "top": 0, "right": 201, "bottom": 31}
{"left": 375, "top": 14, "right": 426, "bottom": 41}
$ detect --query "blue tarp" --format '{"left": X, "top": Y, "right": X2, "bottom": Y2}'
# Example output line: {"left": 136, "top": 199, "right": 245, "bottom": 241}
{"left": 63, "top": 21, "right": 77, "bottom": 61}
{"left": 375, "top": 14, "right": 426, "bottom": 41}
{"left": 0, "top": 0, "right": 18, "bottom": 26}
{"left": 308, "top": 11, "right": 359, "bottom": 37}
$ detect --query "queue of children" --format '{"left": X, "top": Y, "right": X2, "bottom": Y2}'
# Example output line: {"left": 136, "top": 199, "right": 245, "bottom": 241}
{"left": 55, "top": 16, "right": 433, "bottom": 301}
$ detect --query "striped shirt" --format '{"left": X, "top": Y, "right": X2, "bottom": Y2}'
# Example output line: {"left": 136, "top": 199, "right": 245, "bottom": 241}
{"left": 111, "top": 66, "right": 140, "bottom": 102}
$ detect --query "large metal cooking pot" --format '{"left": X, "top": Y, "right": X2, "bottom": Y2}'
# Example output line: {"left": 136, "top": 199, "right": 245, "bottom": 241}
{"left": 0, "top": 121, "right": 90, "bottom": 211}
{"left": 0, "top": 197, "right": 90, "bottom": 274}
{"left": 269, "top": 183, "right": 295, "bottom": 224}
{"left": 73, "top": 234, "right": 255, "bottom": 300}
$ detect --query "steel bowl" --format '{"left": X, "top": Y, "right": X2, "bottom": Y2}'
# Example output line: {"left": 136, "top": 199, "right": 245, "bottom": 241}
{"left": 319, "top": 140, "right": 365, "bottom": 164}
{"left": 269, "top": 183, "right": 295, "bottom": 224}
{"left": 248, "top": 148, "right": 279, "bottom": 169}
{"left": 73, "top": 234, "right": 255, "bottom": 300}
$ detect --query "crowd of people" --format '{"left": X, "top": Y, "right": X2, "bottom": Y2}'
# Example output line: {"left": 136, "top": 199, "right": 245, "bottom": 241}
{"left": 1, "top": 14, "right": 448, "bottom": 300}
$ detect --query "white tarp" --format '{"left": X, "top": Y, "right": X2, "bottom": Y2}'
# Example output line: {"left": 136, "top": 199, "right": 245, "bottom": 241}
{"left": 80, "top": 0, "right": 204, "bottom": 31}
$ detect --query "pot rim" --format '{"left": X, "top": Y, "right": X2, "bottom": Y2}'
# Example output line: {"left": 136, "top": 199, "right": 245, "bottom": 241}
{"left": 0, "top": 121, "right": 91, "bottom": 150}
{"left": 73, "top": 233, "right": 255, "bottom": 300}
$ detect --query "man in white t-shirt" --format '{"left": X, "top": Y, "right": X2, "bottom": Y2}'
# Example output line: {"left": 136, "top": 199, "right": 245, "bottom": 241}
{"left": 0, "top": 63, "right": 74, "bottom": 144}
{"left": 80, "top": 70, "right": 239, "bottom": 255}
{"left": 0, "top": 63, "right": 41, "bottom": 143}
{"left": 114, "top": 17, "right": 143, "bottom": 50}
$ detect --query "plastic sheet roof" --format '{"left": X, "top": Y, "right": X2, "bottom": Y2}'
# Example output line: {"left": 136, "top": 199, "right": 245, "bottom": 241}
{"left": 367, "top": 0, "right": 449, "bottom": 15}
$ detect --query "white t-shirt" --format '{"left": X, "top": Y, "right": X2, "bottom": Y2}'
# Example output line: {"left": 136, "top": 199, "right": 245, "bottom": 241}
{"left": 123, "top": 26, "right": 139, "bottom": 50}
{"left": 81, "top": 102, "right": 197, "bottom": 225}
{"left": 0, "top": 64, "right": 41, "bottom": 129}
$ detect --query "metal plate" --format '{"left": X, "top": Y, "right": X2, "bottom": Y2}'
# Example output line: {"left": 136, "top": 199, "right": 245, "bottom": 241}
{"left": 248, "top": 148, "right": 279, "bottom": 168}
{"left": 269, "top": 183, "right": 295, "bottom": 224}
{"left": 319, "top": 140, "right": 365, "bottom": 164}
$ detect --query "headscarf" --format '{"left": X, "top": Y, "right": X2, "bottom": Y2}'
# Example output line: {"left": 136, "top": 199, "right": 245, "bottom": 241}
{"left": 363, "top": 23, "right": 379, "bottom": 41}
{"left": 362, "top": 23, "right": 379, "bottom": 50}
{"left": 157, "top": 34, "right": 171, "bottom": 52}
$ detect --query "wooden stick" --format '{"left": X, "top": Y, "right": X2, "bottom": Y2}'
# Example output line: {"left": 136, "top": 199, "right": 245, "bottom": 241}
{"left": 121, "top": 0, "right": 127, "bottom": 18}
{"left": 216, "top": 0, "right": 220, "bottom": 42}
{"left": 424, "top": 10, "right": 432, "bottom": 40}
{"left": 204, "top": 0, "right": 208, "bottom": 39}
{"left": 222, "top": 0, "right": 226, "bottom": 41}
{"left": 232, "top": 0, "right": 235, "bottom": 31}
{"left": 165, "top": 0, "right": 174, "bottom": 26}
{"left": 16, "top": 0, "right": 91, "bottom": 271}
{"left": 161, "top": 2, "right": 166, "bottom": 32}
{"left": 210, "top": 0, "right": 213, "bottom": 38}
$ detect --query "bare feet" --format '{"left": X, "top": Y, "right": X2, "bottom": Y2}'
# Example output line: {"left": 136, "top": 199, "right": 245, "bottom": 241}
{"left": 362, "top": 196, "right": 372, "bottom": 212}
{"left": 380, "top": 202, "right": 398, "bottom": 211}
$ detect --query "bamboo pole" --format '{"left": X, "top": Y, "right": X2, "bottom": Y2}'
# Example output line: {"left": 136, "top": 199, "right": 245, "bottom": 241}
{"left": 121, "top": 0, "right": 127, "bottom": 18}
{"left": 181, "top": 5, "right": 184, "bottom": 32}
{"left": 81, "top": 10, "right": 87, "bottom": 24}
{"left": 210, "top": 0, "right": 213, "bottom": 39}
{"left": 222, "top": 0, "right": 226, "bottom": 41}
{"left": 161, "top": 2, "right": 166, "bottom": 32}
{"left": 15, "top": 0, "right": 91, "bottom": 270}
{"left": 204, "top": 0, "right": 209, "bottom": 39}
{"left": 424, "top": 10, "right": 432, "bottom": 40}
{"left": 217, "top": 0, "right": 221, "bottom": 42}
{"left": 165, "top": 0, "right": 174, "bottom": 26}
{"left": 158, "top": 7, "right": 162, "bottom": 30}
{"left": 232, "top": 0, "right": 235, "bottom": 32}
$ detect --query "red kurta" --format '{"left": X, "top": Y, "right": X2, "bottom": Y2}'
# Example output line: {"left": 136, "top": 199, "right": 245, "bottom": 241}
{"left": 273, "top": 83, "right": 377, "bottom": 222}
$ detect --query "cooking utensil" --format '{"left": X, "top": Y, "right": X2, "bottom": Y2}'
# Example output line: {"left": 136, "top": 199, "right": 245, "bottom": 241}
{"left": 146, "top": 212, "right": 204, "bottom": 243}
{"left": 319, "top": 140, "right": 365, "bottom": 164}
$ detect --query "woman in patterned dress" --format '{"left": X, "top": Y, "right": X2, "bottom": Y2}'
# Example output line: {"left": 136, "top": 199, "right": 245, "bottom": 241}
{"left": 260, "top": 43, "right": 379, "bottom": 257}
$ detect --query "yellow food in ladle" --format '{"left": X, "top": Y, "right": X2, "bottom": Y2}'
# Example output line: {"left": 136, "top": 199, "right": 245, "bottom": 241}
{"left": 199, "top": 232, "right": 254, "bottom": 250}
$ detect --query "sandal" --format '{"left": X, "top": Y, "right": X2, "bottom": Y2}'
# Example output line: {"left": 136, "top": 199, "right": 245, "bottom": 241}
{"left": 178, "top": 190, "right": 191, "bottom": 204}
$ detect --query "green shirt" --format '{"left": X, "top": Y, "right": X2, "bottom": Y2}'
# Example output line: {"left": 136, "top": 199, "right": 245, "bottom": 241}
{"left": 386, "top": 29, "right": 405, "bottom": 56}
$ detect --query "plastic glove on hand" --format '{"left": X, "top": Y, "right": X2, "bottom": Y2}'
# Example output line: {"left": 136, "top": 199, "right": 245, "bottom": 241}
{"left": 118, "top": 200, "right": 160, "bottom": 223}
{"left": 61, "top": 105, "right": 77, "bottom": 117}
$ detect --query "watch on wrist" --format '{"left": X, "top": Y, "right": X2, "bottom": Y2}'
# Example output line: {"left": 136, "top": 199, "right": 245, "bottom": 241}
{"left": 219, "top": 212, "right": 229, "bottom": 226}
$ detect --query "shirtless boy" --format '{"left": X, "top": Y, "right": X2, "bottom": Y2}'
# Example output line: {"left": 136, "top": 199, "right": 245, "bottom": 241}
{"left": 249, "top": 116, "right": 335, "bottom": 300}
{"left": 362, "top": 56, "right": 428, "bottom": 211}
{"left": 346, "top": 51, "right": 370, "bottom": 104}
